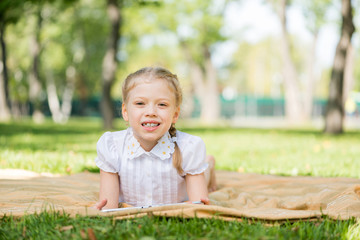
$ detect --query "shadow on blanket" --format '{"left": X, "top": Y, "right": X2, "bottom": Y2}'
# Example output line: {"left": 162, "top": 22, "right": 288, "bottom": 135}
{"left": 1, "top": 169, "right": 360, "bottom": 221}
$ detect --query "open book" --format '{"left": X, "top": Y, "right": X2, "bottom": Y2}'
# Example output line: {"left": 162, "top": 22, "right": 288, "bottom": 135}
{"left": 101, "top": 201, "right": 203, "bottom": 212}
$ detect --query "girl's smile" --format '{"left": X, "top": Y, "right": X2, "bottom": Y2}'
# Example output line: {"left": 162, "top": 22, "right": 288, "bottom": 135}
{"left": 122, "top": 78, "right": 180, "bottom": 151}
{"left": 141, "top": 121, "right": 160, "bottom": 131}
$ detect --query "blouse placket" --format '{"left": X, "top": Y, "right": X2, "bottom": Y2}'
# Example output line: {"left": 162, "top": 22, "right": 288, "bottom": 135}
{"left": 143, "top": 153, "right": 153, "bottom": 206}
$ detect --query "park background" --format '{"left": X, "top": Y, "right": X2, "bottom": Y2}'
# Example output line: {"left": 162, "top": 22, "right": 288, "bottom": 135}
{"left": 1, "top": 1, "right": 360, "bottom": 239}
{"left": 0, "top": 0, "right": 359, "bottom": 191}
{"left": 0, "top": 0, "right": 359, "bottom": 132}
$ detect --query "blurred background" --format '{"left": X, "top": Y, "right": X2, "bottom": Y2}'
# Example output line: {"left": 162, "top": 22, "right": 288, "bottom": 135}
{"left": 0, "top": 0, "right": 359, "bottom": 133}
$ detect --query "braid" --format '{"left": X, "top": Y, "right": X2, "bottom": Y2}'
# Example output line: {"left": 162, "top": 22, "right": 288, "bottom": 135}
{"left": 169, "top": 123, "right": 177, "bottom": 137}
{"left": 169, "top": 124, "right": 183, "bottom": 175}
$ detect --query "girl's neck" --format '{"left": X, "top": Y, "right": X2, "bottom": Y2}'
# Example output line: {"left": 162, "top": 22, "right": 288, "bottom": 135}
{"left": 140, "top": 142, "right": 157, "bottom": 152}
{"left": 132, "top": 133, "right": 157, "bottom": 152}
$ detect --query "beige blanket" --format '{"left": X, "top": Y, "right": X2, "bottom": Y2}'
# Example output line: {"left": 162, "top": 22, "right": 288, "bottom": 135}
{"left": 1, "top": 169, "right": 360, "bottom": 221}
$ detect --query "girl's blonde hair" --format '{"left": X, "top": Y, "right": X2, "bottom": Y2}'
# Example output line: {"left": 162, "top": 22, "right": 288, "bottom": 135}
{"left": 122, "top": 67, "right": 184, "bottom": 175}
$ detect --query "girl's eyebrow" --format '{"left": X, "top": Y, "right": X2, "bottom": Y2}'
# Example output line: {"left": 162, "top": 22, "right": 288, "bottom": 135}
{"left": 132, "top": 96, "right": 172, "bottom": 101}
{"left": 157, "top": 98, "right": 171, "bottom": 101}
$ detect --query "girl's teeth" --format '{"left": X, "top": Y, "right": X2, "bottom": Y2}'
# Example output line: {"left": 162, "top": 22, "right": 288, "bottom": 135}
{"left": 144, "top": 123, "right": 158, "bottom": 127}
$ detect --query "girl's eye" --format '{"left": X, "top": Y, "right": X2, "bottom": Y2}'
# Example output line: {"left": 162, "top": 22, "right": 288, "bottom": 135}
{"left": 159, "top": 103, "right": 168, "bottom": 107}
{"left": 135, "top": 102, "right": 144, "bottom": 105}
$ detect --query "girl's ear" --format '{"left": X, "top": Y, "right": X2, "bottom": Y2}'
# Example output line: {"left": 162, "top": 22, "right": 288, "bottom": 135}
{"left": 172, "top": 106, "right": 180, "bottom": 123}
{"left": 122, "top": 103, "right": 129, "bottom": 121}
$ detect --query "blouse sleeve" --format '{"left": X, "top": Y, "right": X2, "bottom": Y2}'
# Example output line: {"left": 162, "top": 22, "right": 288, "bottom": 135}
{"left": 94, "top": 132, "right": 121, "bottom": 173}
{"left": 180, "top": 134, "right": 209, "bottom": 176}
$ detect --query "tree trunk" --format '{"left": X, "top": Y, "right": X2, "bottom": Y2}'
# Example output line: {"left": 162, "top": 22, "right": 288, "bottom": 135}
{"left": 180, "top": 43, "right": 204, "bottom": 118}
{"left": 45, "top": 66, "right": 75, "bottom": 124}
{"left": 324, "top": 0, "right": 355, "bottom": 134}
{"left": 343, "top": 44, "right": 354, "bottom": 105}
{"left": 278, "top": 0, "right": 303, "bottom": 123}
{"left": 28, "top": 11, "right": 44, "bottom": 123}
{"left": 60, "top": 66, "right": 76, "bottom": 122}
{"left": 180, "top": 42, "right": 220, "bottom": 124}
{"left": 101, "top": 0, "right": 121, "bottom": 129}
{"left": 0, "top": 22, "right": 11, "bottom": 121}
{"left": 304, "top": 31, "right": 319, "bottom": 120}
{"left": 46, "top": 70, "right": 62, "bottom": 123}
{"left": 201, "top": 45, "right": 220, "bottom": 123}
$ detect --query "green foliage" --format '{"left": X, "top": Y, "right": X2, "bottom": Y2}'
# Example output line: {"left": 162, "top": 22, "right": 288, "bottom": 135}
{"left": 4, "top": 0, "right": 351, "bottom": 117}
{"left": 297, "top": 0, "right": 333, "bottom": 34}
{"left": 0, "top": 211, "right": 357, "bottom": 239}
{"left": 119, "top": 0, "right": 227, "bottom": 74}
{"left": 4, "top": 0, "right": 108, "bottom": 104}
{"left": 228, "top": 37, "right": 283, "bottom": 96}
{"left": 0, "top": 0, "right": 25, "bottom": 23}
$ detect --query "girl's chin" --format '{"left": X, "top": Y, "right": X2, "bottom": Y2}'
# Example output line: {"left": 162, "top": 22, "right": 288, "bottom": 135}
{"left": 136, "top": 131, "right": 162, "bottom": 140}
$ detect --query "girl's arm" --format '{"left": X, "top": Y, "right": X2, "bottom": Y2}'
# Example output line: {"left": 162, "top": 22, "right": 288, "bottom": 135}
{"left": 96, "top": 169, "right": 120, "bottom": 210}
{"left": 185, "top": 172, "right": 210, "bottom": 204}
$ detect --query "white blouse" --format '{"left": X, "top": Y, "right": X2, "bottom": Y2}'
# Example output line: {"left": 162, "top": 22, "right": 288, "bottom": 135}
{"left": 95, "top": 128, "right": 208, "bottom": 207}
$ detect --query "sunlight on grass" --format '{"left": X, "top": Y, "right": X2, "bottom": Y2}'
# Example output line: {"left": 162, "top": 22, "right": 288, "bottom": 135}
{"left": 192, "top": 127, "right": 360, "bottom": 178}
{"left": 1, "top": 118, "right": 360, "bottom": 178}
{"left": 347, "top": 220, "right": 360, "bottom": 240}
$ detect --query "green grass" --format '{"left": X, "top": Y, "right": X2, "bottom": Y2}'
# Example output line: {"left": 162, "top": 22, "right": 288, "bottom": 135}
{"left": 1, "top": 118, "right": 360, "bottom": 239}
{"left": 0, "top": 118, "right": 107, "bottom": 174}
{"left": 194, "top": 127, "right": 360, "bottom": 178}
{"left": 1, "top": 211, "right": 358, "bottom": 240}
{"left": 1, "top": 118, "right": 360, "bottom": 178}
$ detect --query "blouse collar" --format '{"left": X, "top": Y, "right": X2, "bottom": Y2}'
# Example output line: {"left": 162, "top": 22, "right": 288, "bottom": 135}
{"left": 125, "top": 128, "right": 176, "bottom": 160}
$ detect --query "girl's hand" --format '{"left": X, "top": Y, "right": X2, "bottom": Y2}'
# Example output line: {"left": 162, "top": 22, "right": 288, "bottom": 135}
{"left": 200, "top": 198, "right": 210, "bottom": 205}
{"left": 94, "top": 199, "right": 107, "bottom": 210}
{"left": 184, "top": 198, "right": 210, "bottom": 205}
{"left": 121, "top": 202, "right": 134, "bottom": 208}
{"left": 185, "top": 173, "right": 210, "bottom": 205}
{"left": 98, "top": 170, "right": 120, "bottom": 210}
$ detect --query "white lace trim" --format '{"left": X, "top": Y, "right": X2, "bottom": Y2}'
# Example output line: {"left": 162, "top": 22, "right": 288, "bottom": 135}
{"left": 126, "top": 128, "right": 176, "bottom": 160}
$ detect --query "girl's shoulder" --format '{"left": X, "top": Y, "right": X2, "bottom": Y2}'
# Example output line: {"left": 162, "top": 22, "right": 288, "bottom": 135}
{"left": 95, "top": 129, "right": 129, "bottom": 173}
{"left": 176, "top": 130, "right": 205, "bottom": 148}
{"left": 97, "top": 129, "right": 129, "bottom": 149}
{"left": 176, "top": 130, "right": 207, "bottom": 173}
{"left": 99, "top": 129, "right": 128, "bottom": 140}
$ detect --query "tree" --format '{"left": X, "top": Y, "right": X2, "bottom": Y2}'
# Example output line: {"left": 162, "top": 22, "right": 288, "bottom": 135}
{"left": 268, "top": 0, "right": 304, "bottom": 123}
{"left": 70, "top": 0, "right": 109, "bottom": 115}
{"left": 28, "top": 6, "right": 45, "bottom": 123}
{"left": 4, "top": 0, "right": 112, "bottom": 122}
{"left": 0, "top": 0, "right": 24, "bottom": 121}
{"left": 167, "top": 0, "right": 227, "bottom": 124}
{"left": 39, "top": 1, "right": 83, "bottom": 124}
{"left": 229, "top": 38, "right": 283, "bottom": 96}
{"left": 300, "top": 0, "right": 332, "bottom": 120}
{"left": 101, "top": 0, "right": 122, "bottom": 129}
{"left": 0, "top": 20, "right": 11, "bottom": 121}
{"left": 26, "top": 0, "right": 80, "bottom": 123}
{"left": 121, "top": 0, "right": 228, "bottom": 124}
{"left": 324, "top": 0, "right": 355, "bottom": 134}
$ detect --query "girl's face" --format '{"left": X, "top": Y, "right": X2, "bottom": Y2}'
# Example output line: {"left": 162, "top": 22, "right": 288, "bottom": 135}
{"left": 122, "top": 78, "right": 180, "bottom": 151}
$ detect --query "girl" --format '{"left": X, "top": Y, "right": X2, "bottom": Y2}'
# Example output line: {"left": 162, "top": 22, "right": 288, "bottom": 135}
{"left": 94, "top": 67, "right": 216, "bottom": 210}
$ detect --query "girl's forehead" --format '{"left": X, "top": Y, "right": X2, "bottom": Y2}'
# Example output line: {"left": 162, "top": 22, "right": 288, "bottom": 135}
{"left": 130, "top": 77, "right": 175, "bottom": 91}
{"left": 127, "top": 78, "right": 176, "bottom": 96}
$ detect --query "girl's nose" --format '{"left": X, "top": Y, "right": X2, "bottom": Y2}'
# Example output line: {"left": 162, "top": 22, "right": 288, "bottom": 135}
{"left": 145, "top": 104, "right": 157, "bottom": 116}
